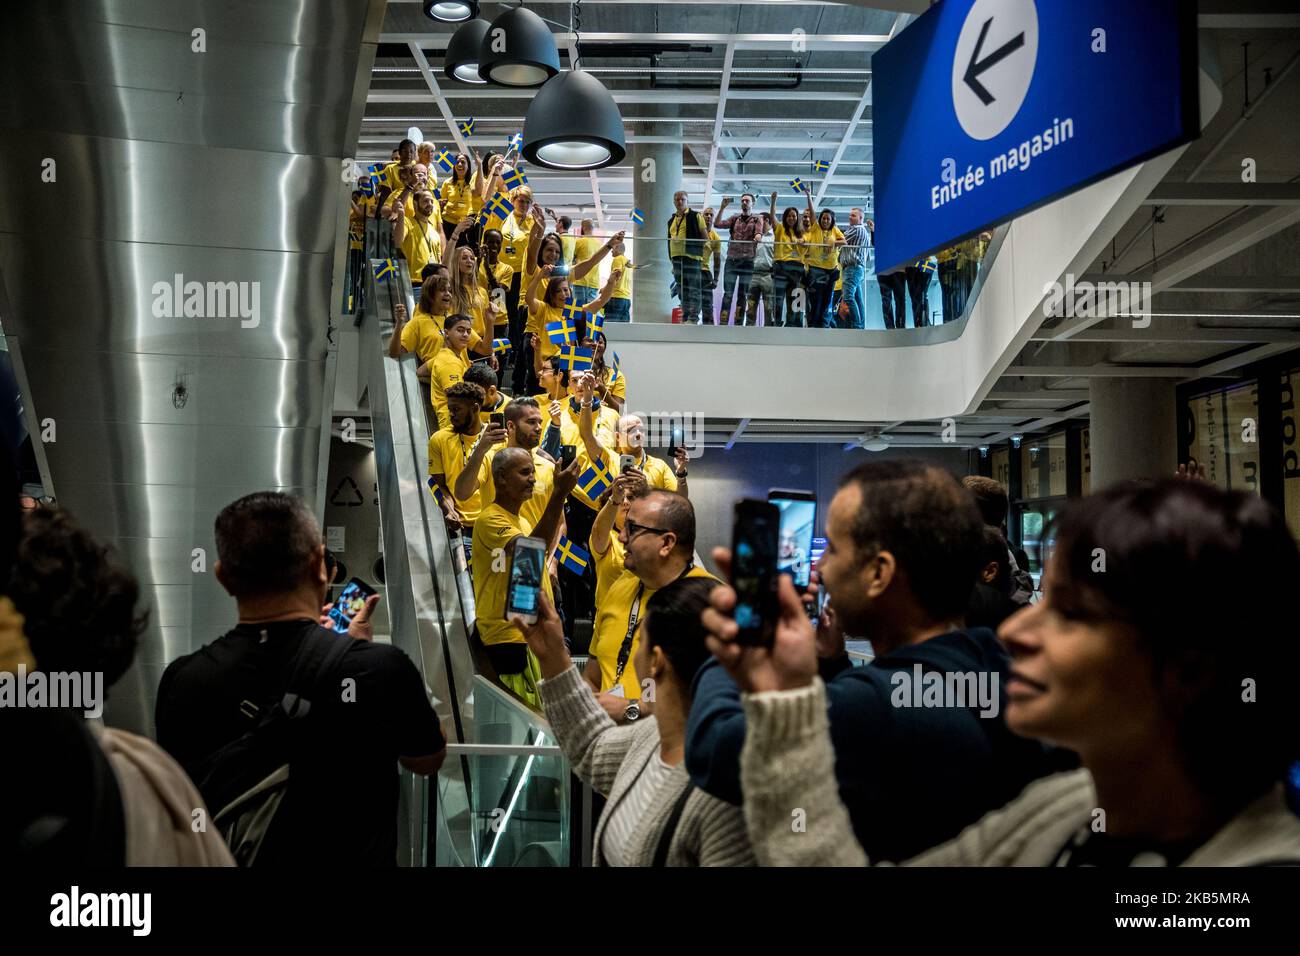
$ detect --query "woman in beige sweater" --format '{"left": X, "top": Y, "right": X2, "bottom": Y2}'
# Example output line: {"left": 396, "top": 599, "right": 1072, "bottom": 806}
{"left": 516, "top": 580, "right": 754, "bottom": 867}
{"left": 706, "top": 479, "right": 1300, "bottom": 867}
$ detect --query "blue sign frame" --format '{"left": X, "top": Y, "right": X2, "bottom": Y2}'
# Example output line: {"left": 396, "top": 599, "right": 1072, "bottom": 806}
{"left": 873, "top": 0, "right": 1200, "bottom": 273}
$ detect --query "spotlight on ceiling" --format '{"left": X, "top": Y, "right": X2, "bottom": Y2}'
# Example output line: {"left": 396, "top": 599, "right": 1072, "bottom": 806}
{"left": 424, "top": 0, "right": 478, "bottom": 23}
{"left": 1011, "top": 435, "right": 1023, "bottom": 448}
{"left": 444, "top": 18, "right": 491, "bottom": 84}
{"left": 523, "top": 70, "right": 626, "bottom": 170}
{"left": 479, "top": 5, "right": 561, "bottom": 87}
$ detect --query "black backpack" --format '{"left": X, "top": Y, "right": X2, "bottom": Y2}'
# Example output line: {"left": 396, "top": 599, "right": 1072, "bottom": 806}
{"left": 193, "top": 627, "right": 354, "bottom": 867}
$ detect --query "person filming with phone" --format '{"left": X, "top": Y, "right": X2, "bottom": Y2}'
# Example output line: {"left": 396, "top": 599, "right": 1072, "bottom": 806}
{"left": 612, "top": 414, "right": 690, "bottom": 499}
{"left": 585, "top": 478, "right": 717, "bottom": 724}
{"left": 472, "top": 446, "right": 580, "bottom": 706}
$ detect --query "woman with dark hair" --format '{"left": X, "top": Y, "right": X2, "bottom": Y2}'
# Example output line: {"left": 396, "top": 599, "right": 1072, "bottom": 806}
{"left": 524, "top": 263, "right": 620, "bottom": 384}
{"left": 439, "top": 152, "right": 478, "bottom": 247}
{"left": 767, "top": 192, "right": 806, "bottom": 327}
{"left": 802, "top": 191, "right": 845, "bottom": 328}
{"left": 722, "top": 478, "right": 1300, "bottom": 866}
{"left": 515, "top": 582, "right": 754, "bottom": 866}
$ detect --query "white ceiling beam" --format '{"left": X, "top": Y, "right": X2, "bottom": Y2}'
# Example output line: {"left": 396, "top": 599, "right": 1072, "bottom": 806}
{"left": 407, "top": 43, "right": 467, "bottom": 155}
{"left": 1078, "top": 274, "right": 1300, "bottom": 294}
{"left": 702, "top": 41, "right": 736, "bottom": 208}
{"left": 367, "top": 89, "right": 869, "bottom": 103}
{"left": 984, "top": 390, "right": 1091, "bottom": 402}
{"left": 1005, "top": 365, "right": 1202, "bottom": 377}
{"left": 1188, "top": 343, "right": 1300, "bottom": 378}
{"left": 381, "top": 33, "right": 892, "bottom": 51}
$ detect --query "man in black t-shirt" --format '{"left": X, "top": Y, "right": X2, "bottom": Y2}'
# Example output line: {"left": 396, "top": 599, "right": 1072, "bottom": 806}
{"left": 155, "top": 492, "right": 446, "bottom": 867}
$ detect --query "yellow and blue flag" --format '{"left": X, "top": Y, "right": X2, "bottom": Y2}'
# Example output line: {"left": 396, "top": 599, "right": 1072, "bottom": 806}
{"left": 555, "top": 345, "right": 594, "bottom": 371}
{"left": 576, "top": 460, "right": 613, "bottom": 500}
{"left": 790, "top": 177, "right": 806, "bottom": 193}
{"left": 630, "top": 208, "right": 645, "bottom": 227}
{"left": 434, "top": 150, "right": 455, "bottom": 173}
{"left": 459, "top": 117, "right": 476, "bottom": 137}
{"left": 502, "top": 166, "right": 527, "bottom": 191}
{"left": 813, "top": 160, "right": 830, "bottom": 173}
{"left": 560, "top": 300, "right": 583, "bottom": 326}
{"left": 426, "top": 476, "right": 445, "bottom": 507}
{"left": 359, "top": 176, "right": 374, "bottom": 197}
{"left": 587, "top": 310, "right": 605, "bottom": 341}
{"left": 508, "top": 132, "right": 523, "bottom": 153}
{"left": 368, "top": 162, "right": 386, "bottom": 175}
{"left": 372, "top": 259, "right": 398, "bottom": 283}
{"left": 610, "top": 351, "right": 622, "bottom": 385}
{"left": 480, "top": 191, "right": 514, "bottom": 224}
{"left": 547, "top": 316, "right": 576, "bottom": 345}
{"left": 556, "top": 536, "right": 591, "bottom": 575}
{"left": 492, "top": 337, "right": 512, "bottom": 356}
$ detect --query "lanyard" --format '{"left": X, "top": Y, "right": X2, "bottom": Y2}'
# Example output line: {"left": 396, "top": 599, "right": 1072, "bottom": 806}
{"left": 612, "top": 563, "right": 694, "bottom": 686}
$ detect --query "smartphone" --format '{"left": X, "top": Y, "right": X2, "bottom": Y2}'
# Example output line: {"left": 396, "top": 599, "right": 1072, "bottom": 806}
{"left": 669, "top": 422, "right": 684, "bottom": 453}
{"left": 730, "top": 500, "right": 781, "bottom": 647}
{"left": 327, "top": 577, "right": 377, "bottom": 634}
{"left": 619, "top": 453, "right": 636, "bottom": 474}
{"left": 505, "top": 536, "right": 547, "bottom": 625}
{"left": 560, "top": 444, "right": 577, "bottom": 469}
{"left": 489, "top": 412, "right": 505, "bottom": 428}
{"left": 768, "top": 489, "right": 817, "bottom": 591}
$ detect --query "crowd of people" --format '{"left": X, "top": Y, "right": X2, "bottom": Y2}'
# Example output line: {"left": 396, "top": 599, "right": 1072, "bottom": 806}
{"left": 7, "top": 132, "right": 1298, "bottom": 872}
{"left": 349, "top": 141, "right": 990, "bottom": 333}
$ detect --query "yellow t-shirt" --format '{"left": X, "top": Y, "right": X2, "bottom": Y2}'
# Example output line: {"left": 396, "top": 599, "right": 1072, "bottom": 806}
{"left": 497, "top": 212, "right": 532, "bottom": 273}
{"left": 399, "top": 216, "right": 443, "bottom": 285}
{"left": 428, "top": 428, "right": 485, "bottom": 523}
{"left": 598, "top": 363, "right": 626, "bottom": 406}
{"left": 590, "top": 548, "right": 717, "bottom": 698}
{"left": 610, "top": 255, "right": 632, "bottom": 301}
{"left": 805, "top": 224, "right": 845, "bottom": 270}
{"left": 472, "top": 503, "right": 556, "bottom": 647}
{"left": 668, "top": 211, "right": 706, "bottom": 261}
{"left": 399, "top": 308, "right": 445, "bottom": 365}
{"left": 626, "top": 452, "right": 679, "bottom": 492}
{"left": 529, "top": 300, "right": 574, "bottom": 363}
{"left": 560, "top": 234, "right": 577, "bottom": 266}
{"left": 478, "top": 392, "right": 509, "bottom": 427}
{"left": 703, "top": 230, "right": 722, "bottom": 271}
{"left": 430, "top": 348, "right": 470, "bottom": 432}
{"left": 475, "top": 446, "right": 556, "bottom": 536}
{"left": 773, "top": 224, "right": 805, "bottom": 264}
{"left": 571, "top": 237, "right": 603, "bottom": 289}
{"left": 479, "top": 260, "right": 515, "bottom": 326}
{"left": 439, "top": 174, "right": 477, "bottom": 225}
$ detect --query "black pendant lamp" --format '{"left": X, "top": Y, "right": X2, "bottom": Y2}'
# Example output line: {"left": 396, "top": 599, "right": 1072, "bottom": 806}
{"left": 523, "top": 70, "right": 626, "bottom": 170}
{"left": 478, "top": 5, "right": 561, "bottom": 87}
{"left": 444, "top": 18, "right": 491, "bottom": 83}
{"left": 424, "top": 0, "right": 478, "bottom": 23}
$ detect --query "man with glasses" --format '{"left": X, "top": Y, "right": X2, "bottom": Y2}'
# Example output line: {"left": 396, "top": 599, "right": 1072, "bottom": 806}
{"left": 582, "top": 479, "right": 716, "bottom": 724}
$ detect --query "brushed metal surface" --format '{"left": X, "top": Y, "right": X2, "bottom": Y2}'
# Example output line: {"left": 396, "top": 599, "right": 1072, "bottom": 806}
{"left": 0, "top": 0, "right": 386, "bottom": 738}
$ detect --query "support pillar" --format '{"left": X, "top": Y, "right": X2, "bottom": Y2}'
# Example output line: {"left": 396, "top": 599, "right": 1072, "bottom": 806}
{"left": 1089, "top": 378, "right": 1178, "bottom": 489}
{"left": 630, "top": 120, "right": 682, "bottom": 323}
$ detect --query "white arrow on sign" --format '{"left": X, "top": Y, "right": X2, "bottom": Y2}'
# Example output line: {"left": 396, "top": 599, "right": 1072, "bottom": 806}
{"left": 951, "top": 0, "right": 1039, "bottom": 141}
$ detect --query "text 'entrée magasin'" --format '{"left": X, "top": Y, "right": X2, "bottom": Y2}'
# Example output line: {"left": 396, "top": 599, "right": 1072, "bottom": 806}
{"left": 930, "top": 117, "right": 1077, "bottom": 210}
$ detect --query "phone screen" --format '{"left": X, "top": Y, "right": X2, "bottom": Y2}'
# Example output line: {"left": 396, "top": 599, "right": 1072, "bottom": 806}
{"left": 669, "top": 423, "right": 684, "bottom": 451}
{"left": 490, "top": 412, "right": 505, "bottom": 428}
{"left": 769, "top": 490, "right": 817, "bottom": 590}
{"left": 731, "top": 500, "right": 780, "bottom": 647}
{"left": 506, "top": 537, "right": 546, "bottom": 621}
{"left": 327, "top": 578, "right": 376, "bottom": 634}
{"left": 560, "top": 444, "right": 577, "bottom": 469}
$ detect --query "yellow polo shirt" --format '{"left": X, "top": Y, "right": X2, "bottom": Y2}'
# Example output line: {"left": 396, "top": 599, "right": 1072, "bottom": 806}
{"left": 626, "top": 452, "right": 679, "bottom": 492}
{"left": 430, "top": 348, "right": 470, "bottom": 432}
{"left": 428, "top": 428, "right": 484, "bottom": 523}
{"left": 590, "top": 548, "right": 717, "bottom": 699}
{"left": 399, "top": 308, "right": 445, "bottom": 365}
{"left": 609, "top": 255, "right": 633, "bottom": 301}
{"left": 472, "top": 503, "right": 556, "bottom": 647}
{"left": 805, "top": 223, "right": 845, "bottom": 270}
{"left": 773, "top": 224, "right": 804, "bottom": 264}
{"left": 399, "top": 216, "right": 443, "bottom": 285}
{"left": 439, "top": 174, "right": 477, "bottom": 225}
{"left": 497, "top": 212, "right": 532, "bottom": 273}
{"left": 475, "top": 446, "right": 556, "bottom": 535}
{"left": 668, "top": 211, "right": 706, "bottom": 260}
{"left": 703, "top": 229, "right": 722, "bottom": 272}
{"left": 571, "top": 237, "right": 602, "bottom": 289}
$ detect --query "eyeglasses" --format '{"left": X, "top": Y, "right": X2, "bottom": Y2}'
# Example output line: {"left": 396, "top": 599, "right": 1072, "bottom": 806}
{"left": 624, "top": 519, "right": 671, "bottom": 541}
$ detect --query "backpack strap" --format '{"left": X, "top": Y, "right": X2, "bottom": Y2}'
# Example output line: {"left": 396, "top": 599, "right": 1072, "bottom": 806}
{"left": 652, "top": 785, "right": 694, "bottom": 868}
{"left": 280, "top": 629, "right": 355, "bottom": 718}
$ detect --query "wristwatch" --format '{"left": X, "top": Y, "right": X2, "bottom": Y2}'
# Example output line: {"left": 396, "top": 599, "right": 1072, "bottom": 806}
{"left": 624, "top": 701, "right": 641, "bottom": 722}
{"left": 675, "top": 469, "right": 688, "bottom": 479}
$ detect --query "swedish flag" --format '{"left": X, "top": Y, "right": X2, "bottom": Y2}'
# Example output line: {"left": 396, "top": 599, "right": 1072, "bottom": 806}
{"left": 587, "top": 310, "right": 604, "bottom": 341}
{"left": 556, "top": 536, "right": 591, "bottom": 575}
{"left": 555, "top": 345, "right": 594, "bottom": 371}
{"left": 431, "top": 183, "right": 442, "bottom": 201}
{"left": 547, "top": 317, "right": 576, "bottom": 345}
{"left": 435, "top": 150, "right": 455, "bottom": 173}
{"left": 560, "top": 300, "right": 583, "bottom": 326}
{"left": 918, "top": 256, "right": 938, "bottom": 275}
{"left": 368, "top": 162, "right": 386, "bottom": 175}
{"left": 480, "top": 191, "right": 515, "bottom": 224}
{"left": 359, "top": 177, "right": 375, "bottom": 197}
{"left": 492, "top": 337, "right": 512, "bottom": 356}
{"left": 576, "top": 460, "right": 613, "bottom": 500}
{"left": 372, "top": 259, "right": 398, "bottom": 283}
{"left": 790, "top": 177, "right": 806, "bottom": 193}
{"left": 813, "top": 160, "right": 830, "bottom": 173}
{"left": 508, "top": 132, "right": 523, "bottom": 152}
{"left": 630, "top": 208, "right": 645, "bottom": 227}
{"left": 610, "top": 351, "right": 622, "bottom": 385}
{"left": 426, "top": 476, "right": 445, "bottom": 507}
{"left": 502, "top": 166, "right": 527, "bottom": 191}
{"left": 459, "top": 117, "right": 476, "bottom": 137}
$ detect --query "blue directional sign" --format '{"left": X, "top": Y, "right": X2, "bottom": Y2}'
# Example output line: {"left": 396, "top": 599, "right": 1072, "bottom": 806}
{"left": 873, "top": 0, "right": 1199, "bottom": 272}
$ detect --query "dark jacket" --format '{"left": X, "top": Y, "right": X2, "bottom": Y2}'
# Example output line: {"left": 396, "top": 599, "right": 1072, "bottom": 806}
{"left": 685, "top": 627, "right": 1072, "bottom": 862}
{"left": 967, "top": 582, "right": 1021, "bottom": 633}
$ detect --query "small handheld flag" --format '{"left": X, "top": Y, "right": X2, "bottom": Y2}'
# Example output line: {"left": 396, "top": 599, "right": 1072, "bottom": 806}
{"left": 918, "top": 256, "right": 938, "bottom": 275}
{"left": 790, "top": 177, "right": 806, "bottom": 193}
{"left": 368, "top": 162, "right": 386, "bottom": 175}
{"left": 480, "top": 191, "right": 515, "bottom": 225}
{"left": 556, "top": 345, "right": 594, "bottom": 371}
{"left": 372, "top": 259, "right": 398, "bottom": 283}
{"left": 434, "top": 150, "right": 456, "bottom": 173}
{"left": 426, "top": 476, "right": 445, "bottom": 507}
{"left": 610, "top": 351, "right": 622, "bottom": 385}
{"left": 560, "top": 300, "right": 583, "bottom": 326}
{"left": 492, "top": 337, "right": 512, "bottom": 356}
{"left": 576, "top": 460, "right": 613, "bottom": 500}
{"left": 430, "top": 183, "right": 442, "bottom": 201}
{"left": 359, "top": 177, "right": 375, "bottom": 197}
{"left": 547, "top": 317, "right": 576, "bottom": 345}
{"left": 813, "top": 160, "right": 830, "bottom": 173}
{"left": 501, "top": 166, "right": 528, "bottom": 191}
{"left": 459, "top": 117, "right": 476, "bottom": 137}
{"left": 507, "top": 132, "right": 523, "bottom": 153}
{"left": 556, "top": 536, "right": 591, "bottom": 575}
{"left": 630, "top": 208, "right": 645, "bottom": 227}
{"left": 587, "top": 310, "right": 605, "bottom": 341}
